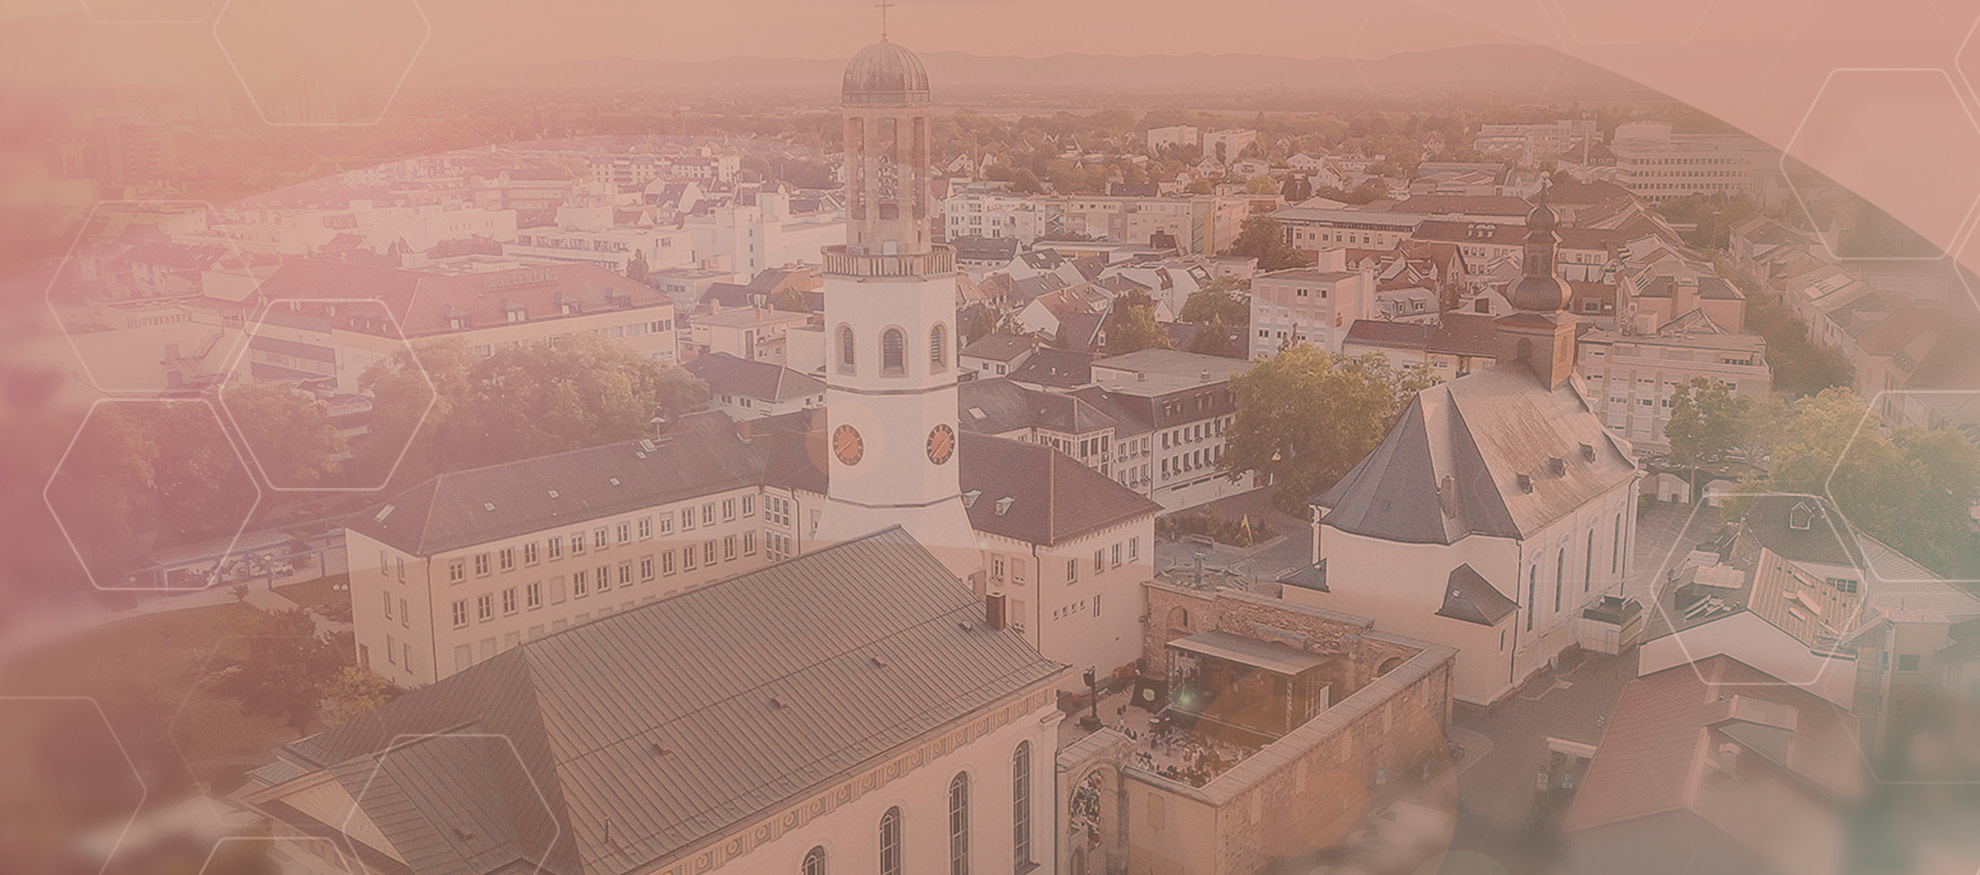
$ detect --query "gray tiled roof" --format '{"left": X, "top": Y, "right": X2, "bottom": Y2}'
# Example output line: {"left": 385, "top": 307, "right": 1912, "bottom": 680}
{"left": 1436, "top": 563, "right": 1518, "bottom": 625}
{"left": 282, "top": 528, "right": 1066, "bottom": 875}
{"left": 958, "top": 377, "right": 1116, "bottom": 436}
{"left": 959, "top": 433, "right": 1160, "bottom": 546}
{"left": 684, "top": 352, "right": 825, "bottom": 403}
{"left": 348, "top": 411, "right": 774, "bottom": 556}
{"left": 1317, "top": 363, "right": 1638, "bottom": 544}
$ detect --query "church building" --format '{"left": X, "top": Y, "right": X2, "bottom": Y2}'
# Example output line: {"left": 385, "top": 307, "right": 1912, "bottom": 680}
{"left": 1285, "top": 191, "right": 1643, "bottom": 706}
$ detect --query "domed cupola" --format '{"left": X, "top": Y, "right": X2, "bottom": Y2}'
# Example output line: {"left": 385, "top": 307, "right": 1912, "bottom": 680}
{"left": 843, "top": 39, "right": 930, "bottom": 106}
{"left": 1510, "top": 184, "right": 1571, "bottom": 313}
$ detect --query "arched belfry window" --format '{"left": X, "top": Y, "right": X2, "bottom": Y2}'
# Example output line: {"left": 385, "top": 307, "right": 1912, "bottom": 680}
{"left": 882, "top": 328, "right": 907, "bottom": 376}
{"left": 930, "top": 324, "right": 948, "bottom": 372}
{"left": 838, "top": 325, "right": 857, "bottom": 375}
{"left": 801, "top": 846, "right": 826, "bottom": 875}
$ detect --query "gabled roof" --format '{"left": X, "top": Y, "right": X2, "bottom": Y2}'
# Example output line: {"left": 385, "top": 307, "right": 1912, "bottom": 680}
{"left": 960, "top": 333, "right": 1035, "bottom": 363}
{"left": 1317, "top": 363, "right": 1637, "bottom": 544}
{"left": 1007, "top": 347, "right": 1094, "bottom": 389}
{"left": 1436, "top": 563, "right": 1517, "bottom": 625}
{"left": 959, "top": 433, "right": 1160, "bottom": 546}
{"left": 958, "top": 377, "right": 1116, "bottom": 436}
{"left": 1343, "top": 319, "right": 1434, "bottom": 351}
{"left": 683, "top": 352, "right": 824, "bottom": 403}
{"left": 275, "top": 527, "right": 1064, "bottom": 875}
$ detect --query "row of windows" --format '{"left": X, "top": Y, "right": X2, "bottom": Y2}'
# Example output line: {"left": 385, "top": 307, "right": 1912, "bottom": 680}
{"left": 1162, "top": 444, "right": 1223, "bottom": 478}
{"left": 438, "top": 497, "right": 761, "bottom": 582}
{"left": 1522, "top": 509, "right": 1630, "bottom": 633}
{"left": 448, "top": 534, "right": 760, "bottom": 628}
{"left": 798, "top": 743, "right": 1033, "bottom": 875}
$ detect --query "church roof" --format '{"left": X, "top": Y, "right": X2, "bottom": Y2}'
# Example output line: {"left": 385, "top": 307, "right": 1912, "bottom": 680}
{"left": 273, "top": 527, "right": 1064, "bottom": 875}
{"left": 1436, "top": 563, "right": 1518, "bottom": 625}
{"left": 1316, "top": 363, "right": 1637, "bottom": 544}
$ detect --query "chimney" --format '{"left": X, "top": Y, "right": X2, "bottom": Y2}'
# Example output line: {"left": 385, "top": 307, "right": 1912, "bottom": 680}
{"left": 735, "top": 417, "right": 755, "bottom": 443}
{"left": 1200, "top": 368, "right": 1211, "bottom": 383}
{"left": 986, "top": 592, "right": 1008, "bottom": 630}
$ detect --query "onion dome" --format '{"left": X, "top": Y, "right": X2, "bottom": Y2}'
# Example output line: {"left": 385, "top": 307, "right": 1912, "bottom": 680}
{"left": 843, "top": 39, "right": 930, "bottom": 105}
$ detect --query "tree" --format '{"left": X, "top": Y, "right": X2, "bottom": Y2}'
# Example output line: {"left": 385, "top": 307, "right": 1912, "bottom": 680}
{"left": 624, "top": 248, "right": 650, "bottom": 286}
{"left": 1243, "top": 175, "right": 1280, "bottom": 195}
{"left": 1103, "top": 291, "right": 1173, "bottom": 355}
{"left": 1220, "top": 345, "right": 1438, "bottom": 512}
{"left": 1282, "top": 174, "right": 1313, "bottom": 203}
{"left": 1744, "top": 291, "right": 1853, "bottom": 397}
{"left": 1185, "top": 314, "right": 1239, "bottom": 357}
{"left": 1178, "top": 285, "right": 1249, "bottom": 326}
{"left": 209, "top": 609, "right": 346, "bottom": 733}
{"left": 1185, "top": 179, "right": 1215, "bottom": 195}
{"left": 320, "top": 666, "right": 402, "bottom": 724}
{"left": 223, "top": 383, "right": 348, "bottom": 487}
{"left": 961, "top": 305, "right": 998, "bottom": 343}
{"left": 1734, "top": 388, "right": 1980, "bottom": 577}
{"left": 1665, "top": 378, "right": 1748, "bottom": 470}
{"left": 359, "top": 334, "right": 710, "bottom": 480}
{"left": 1223, "top": 216, "right": 1313, "bottom": 271}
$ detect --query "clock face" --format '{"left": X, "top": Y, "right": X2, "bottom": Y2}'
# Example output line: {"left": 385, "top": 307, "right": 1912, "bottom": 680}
{"left": 926, "top": 424, "right": 956, "bottom": 465}
{"left": 833, "top": 424, "right": 865, "bottom": 466}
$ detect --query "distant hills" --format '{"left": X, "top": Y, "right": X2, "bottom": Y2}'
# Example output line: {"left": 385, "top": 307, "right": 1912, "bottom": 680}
{"left": 428, "top": 44, "right": 1652, "bottom": 100}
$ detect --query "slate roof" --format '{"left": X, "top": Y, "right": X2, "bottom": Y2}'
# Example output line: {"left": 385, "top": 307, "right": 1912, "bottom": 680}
{"left": 951, "top": 235, "right": 1020, "bottom": 263}
{"left": 276, "top": 527, "right": 1065, "bottom": 875}
{"left": 958, "top": 377, "right": 1115, "bottom": 436}
{"left": 959, "top": 433, "right": 1160, "bottom": 546}
{"left": 959, "top": 333, "right": 1035, "bottom": 363}
{"left": 1316, "top": 363, "right": 1638, "bottom": 544}
{"left": 1436, "top": 563, "right": 1518, "bottom": 625}
{"left": 683, "top": 352, "right": 825, "bottom": 403}
{"left": 1425, "top": 313, "right": 1501, "bottom": 357}
{"left": 348, "top": 412, "right": 772, "bottom": 556}
{"left": 1344, "top": 320, "right": 1435, "bottom": 352}
{"left": 1006, "top": 347, "right": 1094, "bottom": 389}
{"left": 252, "top": 261, "right": 672, "bottom": 338}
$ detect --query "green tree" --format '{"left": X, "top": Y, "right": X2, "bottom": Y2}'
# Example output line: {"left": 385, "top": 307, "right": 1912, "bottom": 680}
{"left": 1220, "top": 346, "right": 1437, "bottom": 511}
{"left": 320, "top": 666, "right": 402, "bottom": 724}
{"left": 624, "top": 248, "right": 650, "bottom": 286}
{"left": 1665, "top": 378, "right": 1748, "bottom": 470}
{"left": 1103, "top": 291, "right": 1173, "bottom": 355}
{"left": 1223, "top": 216, "right": 1312, "bottom": 271}
{"left": 209, "top": 609, "right": 346, "bottom": 733}
{"left": 1185, "top": 314, "right": 1238, "bottom": 357}
{"left": 1282, "top": 174, "right": 1313, "bottom": 203}
{"left": 223, "top": 383, "right": 348, "bottom": 487}
{"left": 1179, "top": 285, "right": 1249, "bottom": 326}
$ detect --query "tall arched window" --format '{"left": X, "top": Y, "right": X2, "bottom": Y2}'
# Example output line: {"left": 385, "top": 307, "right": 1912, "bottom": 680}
{"left": 1012, "top": 743, "right": 1032, "bottom": 866}
{"left": 1526, "top": 566, "right": 1537, "bottom": 631}
{"left": 1612, "top": 513, "right": 1622, "bottom": 576}
{"left": 838, "top": 325, "right": 857, "bottom": 374}
{"left": 878, "top": 808, "right": 902, "bottom": 875}
{"left": 1584, "top": 530, "right": 1595, "bottom": 593}
{"left": 948, "top": 772, "right": 970, "bottom": 875}
{"left": 1554, "top": 549, "right": 1566, "bottom": 614}
{"left": 802, "top": 846, "right": 826, "bottom": 875}
{"left": 882, "top": 328, "right": 907, "bottom": 376}
{"left": 930, "top": 323, "right": 948, "bottom": 372}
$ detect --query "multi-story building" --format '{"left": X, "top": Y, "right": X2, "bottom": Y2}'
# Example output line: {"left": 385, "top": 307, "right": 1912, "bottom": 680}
{"left": 1203, "top": 128, "right": 1259, "bottom": 162}
{"left": 943, "top": 188, "right": 1059, "bottom": 244}
{"left": 502, "top": 204, "right": 692, "bottom": 273}
{"left": 243, "top": 260, "right": 679, "bottom": 393}
{"left": 683, "top": 305, "right": 812, "bottom": 365}
{"left": 1146, "top": 124, "right": 1201, "bottom": 152}
{"left": 1075, "top": 349, "right": 1253, "bottom": 510}
{"left": 1577, "top": 312, "right": 1771, "bottom": 452}
{"left": 247, "top": 527, "right": 1069, "bottom": 875}
{"left": 685, "top": 351, "right": 827, "bottom": 418}
{"left": 1043, "top": 194, "right": 1247, "bottom": 255}
{"left": 1611, "top": 121, "right": 1780, "bottom": 204}
{"left": 1473, "top": 119, "right": 1598, "bottom": 159}
{"left": 1249, "top": 249, "right": 1379, "bottom": 357}
{"left": 1272, "top": 203, "right": 1428, "bottom": 252}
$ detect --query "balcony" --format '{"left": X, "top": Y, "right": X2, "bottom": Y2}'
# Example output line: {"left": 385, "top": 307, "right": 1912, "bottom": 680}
{"left": 822, "top": 244, "right": 956, "bottom": 278}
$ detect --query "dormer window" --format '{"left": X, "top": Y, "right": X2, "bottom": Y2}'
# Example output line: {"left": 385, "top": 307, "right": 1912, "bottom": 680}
{"left": 1789, "top": 501, "right": 1816, "bottom": 531}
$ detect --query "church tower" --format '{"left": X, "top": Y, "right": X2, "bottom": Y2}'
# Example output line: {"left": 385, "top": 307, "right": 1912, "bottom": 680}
{"left": 813, "top": 31, "right": 981, "bottom": 581}
{"left": 1497, "top": 184, "right": 1580, "bottom": 391}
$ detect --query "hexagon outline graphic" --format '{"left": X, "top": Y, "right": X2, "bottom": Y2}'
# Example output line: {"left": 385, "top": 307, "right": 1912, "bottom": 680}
{"left": 1642, "top": 491, "right": 1869, "bottom": 692}
{"left": 217, "top": 297, "right": 435, "bottom": 492}
{"left": 165, "top": 633, "right": 331, "bottom": 825}
{"left": 197, "top": 834, "right": 356, "bottom": 875}
{"left": 1825, "top": 388, "right": 1980, "bottom": 584}
{"left": 1545, "top": 0, "right": 1721, "bottom": 46}
{"left": 1349, "top": 0, "right": 1571, "bottom": 109}
{"left": 339, "top": 731, "right": 562, "bottom": 875}
{"left": 43, "top": 397, "right": 265, "bottom": 592}
{"left": 1780, "top": 67, "right": 1980, "bottom": 264}
{"left": 0, "top": 695, "right": 149, "bottom": 875}
{"left": 1955, "top": 12, "right": 1980, "bottom": 116}
{"left": 210, "top": 0, "right": 433, "bottom": 128}
{"left": 41, "top": 200, "right": 262, "bottom": 397}
{"left": 79, "top": 0, "right": 225, "bottom": 25}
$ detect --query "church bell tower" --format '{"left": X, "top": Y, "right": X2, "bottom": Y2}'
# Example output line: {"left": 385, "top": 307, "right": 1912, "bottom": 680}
{"left": 813, "top": 28, "right": 981, "bottom": 581}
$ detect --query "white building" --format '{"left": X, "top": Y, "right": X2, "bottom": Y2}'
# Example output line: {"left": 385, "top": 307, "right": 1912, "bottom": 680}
{"left": 1612, "top": 121, "right": 1780, "bottom": 204}
{"left": 1203, "top": 128, "right": 1259, "bottom": 162}
{"left": 943, "top": 189, "right": 1059, "bottom": 244}
{"left": 503, "top": 204, "right": 692, "bottom": 273}
{"left": 1577, "top": 311, "right": 1772, "bottom": 452}
{"left": 1248, "top": 249, "right": 1379, "bottom": 357}
{"left": 1146, "top": 124, "right": 1201, "bottom": 152}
